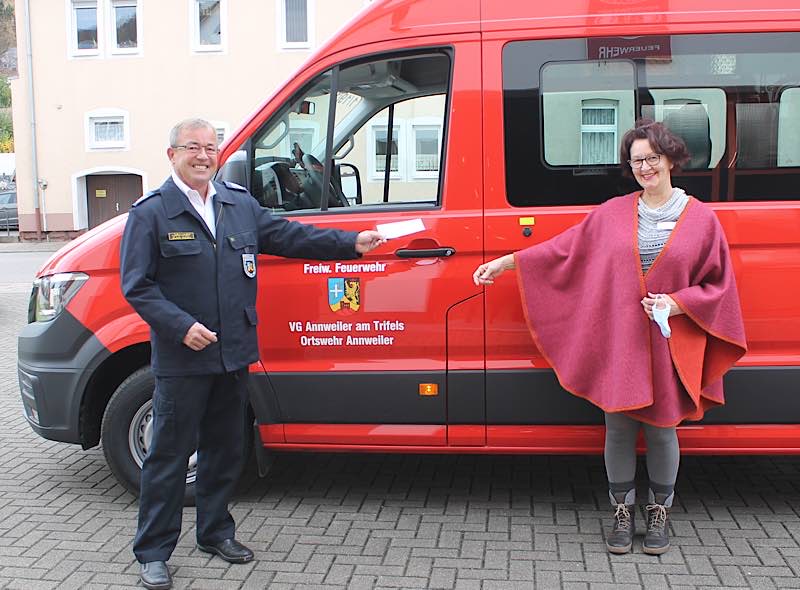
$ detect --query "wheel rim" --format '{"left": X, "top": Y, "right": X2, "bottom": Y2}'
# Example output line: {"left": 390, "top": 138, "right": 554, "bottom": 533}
{"left": 128, "top": 399, "right": 198, "bottom": 485}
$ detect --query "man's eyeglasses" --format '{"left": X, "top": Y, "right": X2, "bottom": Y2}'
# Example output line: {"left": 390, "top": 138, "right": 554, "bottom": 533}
{"left": 174, "top": 143, "right": 218, "bottom": 155}
{"left": 628, "top": 154, "right": 661, "bottom": 169}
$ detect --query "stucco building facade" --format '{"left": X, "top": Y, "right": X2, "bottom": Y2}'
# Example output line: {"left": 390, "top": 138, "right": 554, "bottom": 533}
{"left": 11, "top": 0, "right": 368, "bottom": 239}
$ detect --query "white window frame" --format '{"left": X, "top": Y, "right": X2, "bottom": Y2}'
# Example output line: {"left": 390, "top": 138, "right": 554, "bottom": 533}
{"left": 368, "top": 122, "right": 404, "bottom": 180}
{"left": 68, "top": 0, "right": 101, "bottom": 57}
{"left": 67, "top": 0, "right": 144, "bottom": 58}
{"left": 276, "top": 0, "right": 314, "bottom": 50}
{"left": 85, "top": 108, "right": 130, "bottom": 151}
{"left": 580, "top": 100, "right": 618, "bottom": 165}
{"left": 108, "top": 0, "right": 142, "bottom": 55}
{"left": 410, "top": 121, "right": 442, "bottom": 179}
{"left": 191, "top": 0, "right": 227, "bottom": 53}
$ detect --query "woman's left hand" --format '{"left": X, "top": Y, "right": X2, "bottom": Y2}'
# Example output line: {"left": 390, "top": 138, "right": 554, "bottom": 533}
{"left": 641, "top": 292, "right": 683, "bottom": 320}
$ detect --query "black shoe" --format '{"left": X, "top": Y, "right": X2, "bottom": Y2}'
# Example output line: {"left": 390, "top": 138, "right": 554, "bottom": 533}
{"left": 197, "top": 538, "right": 254, "bottom": 563}
{"left": 606, "top": 503, "right": 635, "bottom": 554}
{"left": 643, "top": 503, "right": 670, "bottom": 555}
{"left": 140, "top": 561, "right": 172, "bottom": 590}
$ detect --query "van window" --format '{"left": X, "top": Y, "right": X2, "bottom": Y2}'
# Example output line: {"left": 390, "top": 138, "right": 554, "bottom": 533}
{"left": 503, "top": 33, "right": 800, "bottom": 205}
{"left": 250, "top": 52, "right": 451, "bottom": 212}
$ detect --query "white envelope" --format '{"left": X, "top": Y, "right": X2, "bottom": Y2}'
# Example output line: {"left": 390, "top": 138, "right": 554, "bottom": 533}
{"left": 376, "top": 218, "right": 425, "bottom": 239}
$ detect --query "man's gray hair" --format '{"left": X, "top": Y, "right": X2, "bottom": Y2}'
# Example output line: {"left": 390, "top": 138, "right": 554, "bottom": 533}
{"left": 169, "top": 118, "right": 216, "bottom": 147}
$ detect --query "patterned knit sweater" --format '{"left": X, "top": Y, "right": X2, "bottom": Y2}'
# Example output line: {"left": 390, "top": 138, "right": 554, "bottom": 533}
{"left": 638, "top": 187, "right": 689, "bottom": 273}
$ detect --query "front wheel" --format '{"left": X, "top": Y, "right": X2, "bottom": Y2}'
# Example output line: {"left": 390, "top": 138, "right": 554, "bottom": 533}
{"left": 101, "top": 367, "right": 199, "bottom": 506}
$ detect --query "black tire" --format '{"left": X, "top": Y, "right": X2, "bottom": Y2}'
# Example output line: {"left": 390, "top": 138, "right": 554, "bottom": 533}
{"left": 101, "top": 366, "right": 198, "bottom": 506}
{"left": 101, "top": 366, "right": 255, "bottom": 507}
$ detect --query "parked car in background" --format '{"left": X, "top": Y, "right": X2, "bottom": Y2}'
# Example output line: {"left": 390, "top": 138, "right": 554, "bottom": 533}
{"left": 0, "top": 189, "right": 17, "bottom": 230}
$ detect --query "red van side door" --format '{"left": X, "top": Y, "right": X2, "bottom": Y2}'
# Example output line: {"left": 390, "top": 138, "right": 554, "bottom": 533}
{"left": 251, "top": 37, "right": 485, "bottom": 448}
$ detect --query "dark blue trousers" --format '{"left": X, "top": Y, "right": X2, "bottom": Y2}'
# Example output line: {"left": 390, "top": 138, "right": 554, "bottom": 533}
{"left": 133, "top": 369, "right": 248, "bottom": 563}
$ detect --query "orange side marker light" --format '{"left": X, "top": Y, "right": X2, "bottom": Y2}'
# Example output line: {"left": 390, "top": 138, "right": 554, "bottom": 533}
{"left": 419, "top": 383, "right": 439, "bottom": 396}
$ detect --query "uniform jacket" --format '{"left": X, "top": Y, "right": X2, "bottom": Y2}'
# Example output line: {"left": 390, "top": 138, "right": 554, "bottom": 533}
{"left": 120, "top": 177, "right": 359, "bottom": 377}
{"left": 514, "top": 192, "right": 747, "bottom": 427}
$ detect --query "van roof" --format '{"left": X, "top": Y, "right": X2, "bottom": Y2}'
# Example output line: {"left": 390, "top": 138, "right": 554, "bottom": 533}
{"left": 319, "top": 0, "right": 800, "bottom": 58}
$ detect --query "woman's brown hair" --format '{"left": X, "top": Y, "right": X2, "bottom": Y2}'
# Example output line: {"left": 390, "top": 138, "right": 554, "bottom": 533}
{"left": 619, "top": 118, "right": 690, "bottom": 177}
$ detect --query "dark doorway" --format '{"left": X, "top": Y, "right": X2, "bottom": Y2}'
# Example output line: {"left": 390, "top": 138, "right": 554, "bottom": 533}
{"left": 86, "top": 173, "right": 143, "bottom": 228}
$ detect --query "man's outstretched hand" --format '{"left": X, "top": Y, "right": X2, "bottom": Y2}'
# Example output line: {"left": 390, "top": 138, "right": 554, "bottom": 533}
{"left": 355, "top": 231, "right": 386, "bottom": 253}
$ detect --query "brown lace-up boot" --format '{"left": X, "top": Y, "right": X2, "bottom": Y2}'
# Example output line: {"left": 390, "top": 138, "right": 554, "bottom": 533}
{"left": 643, "top": 489, "right": 673, "bottom": 555}
{"left": 606, "top": 489, "right": 635, "bottom": 554}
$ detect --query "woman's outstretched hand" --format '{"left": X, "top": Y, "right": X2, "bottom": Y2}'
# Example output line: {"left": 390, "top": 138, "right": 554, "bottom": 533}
{"left": 473, "top": 254, "right": 514, "bottom": 286}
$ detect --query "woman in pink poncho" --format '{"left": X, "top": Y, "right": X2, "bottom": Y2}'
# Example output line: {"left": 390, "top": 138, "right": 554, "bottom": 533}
{"left": 473, "top": 120, "right": 746, "bottom": 556}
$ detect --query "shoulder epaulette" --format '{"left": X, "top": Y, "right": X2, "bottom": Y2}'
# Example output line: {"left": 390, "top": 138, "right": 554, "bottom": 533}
{"left": 132, "top": 189, "right": 161, "bottom": 207}
{"left": 223, "top": 181, "right": 248, "bottom": 192}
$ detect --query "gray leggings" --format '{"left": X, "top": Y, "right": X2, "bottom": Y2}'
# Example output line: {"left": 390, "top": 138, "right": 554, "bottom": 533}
{"left": 604, "top": 412, "right": 679, "bottom": 494}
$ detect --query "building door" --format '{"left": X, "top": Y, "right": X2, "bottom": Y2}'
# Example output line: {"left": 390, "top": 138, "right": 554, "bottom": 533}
{"left": 86, "top": 174, "right": 142, "bottom": 228}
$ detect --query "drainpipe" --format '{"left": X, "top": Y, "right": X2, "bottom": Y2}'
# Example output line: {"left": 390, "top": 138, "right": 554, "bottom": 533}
{"left": 23, "top": 0, "right": 42, "bottom": 239}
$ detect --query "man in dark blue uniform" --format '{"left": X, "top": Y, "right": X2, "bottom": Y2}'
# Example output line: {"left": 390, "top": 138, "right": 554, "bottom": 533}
{"left": 121, "top": 118, "right": 384, "bottom": 590}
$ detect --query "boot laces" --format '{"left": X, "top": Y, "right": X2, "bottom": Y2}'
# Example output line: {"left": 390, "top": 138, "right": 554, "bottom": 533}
{"left": 613, "top": 503, "right": 632, "bottom": 530}
{"left": 646, "top": 503, "right": 667, "bottom": 532}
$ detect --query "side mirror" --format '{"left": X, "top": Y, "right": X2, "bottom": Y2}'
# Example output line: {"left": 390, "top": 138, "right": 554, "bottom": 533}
{"left": 337, "top": 163, "right": 362, "bottom": 205}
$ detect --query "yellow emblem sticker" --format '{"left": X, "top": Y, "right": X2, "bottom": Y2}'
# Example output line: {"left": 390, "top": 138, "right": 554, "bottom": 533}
{"left": 167, "top": 232, "right": 196, "bottom": 241}
{"left": 518, "top": 217, "right": 535, "bottom": 226}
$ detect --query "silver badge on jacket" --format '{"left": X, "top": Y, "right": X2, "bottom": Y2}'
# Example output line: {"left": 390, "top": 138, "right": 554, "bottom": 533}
{"left": 242, "top": 254, "right": 256, "bottom": 278}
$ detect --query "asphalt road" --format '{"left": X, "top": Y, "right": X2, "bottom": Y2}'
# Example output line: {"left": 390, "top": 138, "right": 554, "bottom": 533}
{"left": 0, "top": 247, "right": 799, "bottom": 589}
{"left": 0, "top": 250, "right": 52, "bottom": 290}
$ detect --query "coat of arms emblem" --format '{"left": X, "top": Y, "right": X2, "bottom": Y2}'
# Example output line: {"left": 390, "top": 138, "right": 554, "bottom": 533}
{"left": 242, "top": 254, "right": 256, "bottom": 278}
{"left": 328, "top": 277, "right": 360, "bottom": 314}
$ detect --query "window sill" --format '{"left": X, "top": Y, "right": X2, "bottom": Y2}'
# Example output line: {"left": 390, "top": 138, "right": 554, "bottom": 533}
{"left": 87, "top": 145, "right": 129, "bottom": 152}
{"left": 278, "top": 43, "right": 313, "bottom": 51}
{"left": 192, "top": 45, "right": 225, "bottom": 53}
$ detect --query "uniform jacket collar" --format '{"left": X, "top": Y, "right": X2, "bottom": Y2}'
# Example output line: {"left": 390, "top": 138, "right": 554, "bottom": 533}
{"left": 160, "top": 177, "right": 235, "bottom": 220}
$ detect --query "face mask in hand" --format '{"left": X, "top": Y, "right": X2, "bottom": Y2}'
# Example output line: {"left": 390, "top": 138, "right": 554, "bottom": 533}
{"left": 652, "top": 294, "right": 671, "bottom": 338}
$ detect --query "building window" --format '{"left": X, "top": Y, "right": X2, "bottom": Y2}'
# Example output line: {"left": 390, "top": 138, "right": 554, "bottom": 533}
{"left": 372, "top": 125, "right": 401, "bottom": 177}
{"left": 412, "top": 125, "right": 441, "bottom": 178}
{"left": 72, "top": 1, "right": 99, "bottom": 54}
{"left": 209, "top": 121, "right": 229, "bottom": 145}
{"left": 193, "top": 0, "right": 225, "bottom": 51}
{"left": 288, "top": 128, "right": 314, "bottom": 153}
{"left": 85, "top": 109, "right": 130, "bottom": 150}
{"left": 278, "top": 0, "right": 313, "bottom": 49}
{"left": 94, "top": 119, "right": 124, "bottom": 143}
{"left": 68, "top": 0, "right": 143, "bottom": 57}
{"left": 111, "top": 0, "right": 138, "bottom": 51}
{"left": 580, "top": 100, "right": 618, "bottom": 165}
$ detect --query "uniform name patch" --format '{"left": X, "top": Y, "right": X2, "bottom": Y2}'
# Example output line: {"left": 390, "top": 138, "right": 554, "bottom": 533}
{"left": 168, "top": 232, "right": 196, "bottom": 241}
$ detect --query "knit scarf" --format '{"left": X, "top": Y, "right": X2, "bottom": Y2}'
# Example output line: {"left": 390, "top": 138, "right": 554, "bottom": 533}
{"left": 638, "top": 187, "right": 689, "bottom": 273}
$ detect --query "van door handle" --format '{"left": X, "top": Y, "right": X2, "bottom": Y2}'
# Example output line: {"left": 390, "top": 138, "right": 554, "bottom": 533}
{"left": 394, "top": 247, "right": 456, "bottom": 258}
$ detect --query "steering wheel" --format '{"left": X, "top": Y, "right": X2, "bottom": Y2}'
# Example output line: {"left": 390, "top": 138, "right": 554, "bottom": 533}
{"left": 300, "top": 152, "right": 350, "bottom": 208}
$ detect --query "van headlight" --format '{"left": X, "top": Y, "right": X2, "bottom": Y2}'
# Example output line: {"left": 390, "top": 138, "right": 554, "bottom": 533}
{"left": 29, "top": 272, "right": 89, "bottom": 322}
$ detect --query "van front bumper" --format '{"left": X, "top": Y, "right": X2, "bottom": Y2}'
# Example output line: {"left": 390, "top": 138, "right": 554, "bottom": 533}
{"left": 17, "top": 309, "right": 109, "bottom": 445}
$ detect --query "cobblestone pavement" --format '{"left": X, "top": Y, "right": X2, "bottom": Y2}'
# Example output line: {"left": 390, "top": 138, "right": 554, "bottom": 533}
{"left": 1, "top": 286, "right": 799, "bottom": 589}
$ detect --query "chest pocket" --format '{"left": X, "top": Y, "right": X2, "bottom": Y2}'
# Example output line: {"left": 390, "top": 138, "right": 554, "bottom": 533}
{"left": 227, "top": 230, "right": 257, "bottom": 253}
{"left": 159, "top": 239, "right": 203, "bottom": 258}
